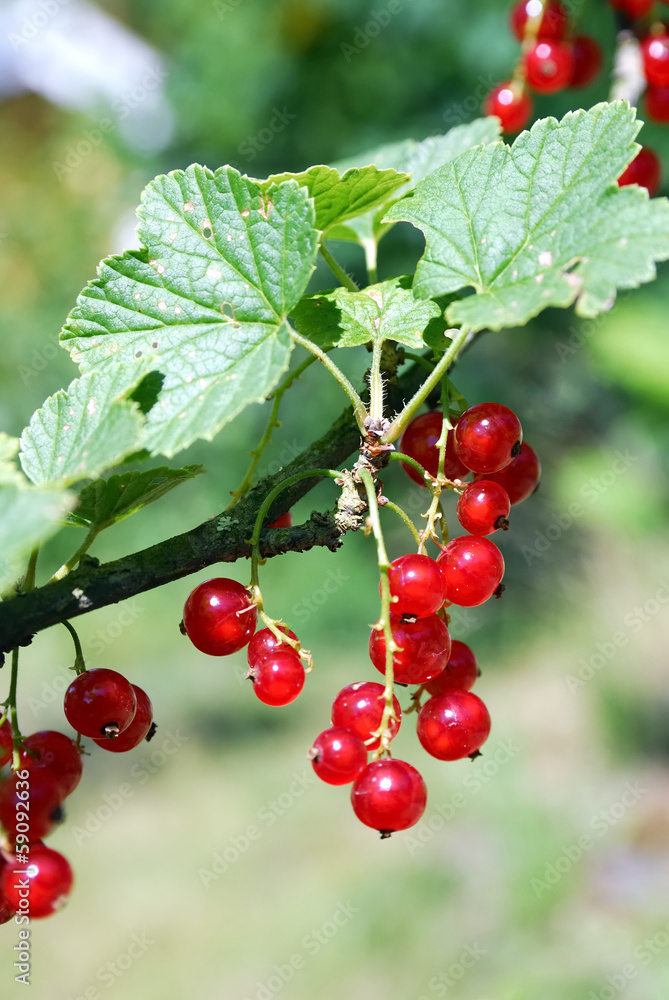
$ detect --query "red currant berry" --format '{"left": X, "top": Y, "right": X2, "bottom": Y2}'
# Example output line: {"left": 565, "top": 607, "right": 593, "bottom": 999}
{"left": 400, "top": 412, "right": 469, "bottom": 486}
{"left": 475, "top": 442, "right": 541, "bottom": 505}
{"left": 351, "top": 759, "right": 427, "bottom": 836}
{"left": 642, "top": 34, "right": 669, "bottom": 86}
{"left": 609, "top": 0, "right": 653, "bottom": 17}
{"left": 524, "top": 40, "right": 574, "bottom": 93}
{"left": 18, "top": 731, "right": 83, "bottom": 798}
{"left": 454, "top": 402, "right": 522, "bottom": 475}
{"left": 386, "top": 554, "right": 446, "bottom": 618}
{"left": 183, "top": 578, "right": 257, "bottom": 656}
{"left": 417, "top": 691, "right": 491, "bottom": 761}
{"left": 570, "top": 36, "right": 603, "bottom": 88}
{"left": 484, "top": 82, "right": 533, "bottom": 134}
{"left": 457, "top": 481, "right": 510, "bottom": 535}
{"left": 92, "top": 685, "right": 153, "bottom": 753}
{"left": 0, "top": 717, "right": 12, "bottom": 767}
{"left": 1, "top": 844, "right": 73, "bottom": 919}
{"left": 249, "top": 650, "right": 304, "bottom": 706}
{"left": 646, "top": 85, "right": 669, "bottom": 124}
{"left": 331, "top": 682, "right": 401, "bottom": 751}
{"left": 309, "top": 728, "right": 368, "bottom": 785}
{"left": 425, "top": 640, "right": 479, "bottom": 697}
{"left": 64, "top": 668, "right": 137, "bottom": 740}
{"left": 438, "top": 536, "right": 505, "bottom": 607}
{"left": 268, "top": 511, "right": 293, "bottom": 529}
{"left": 247, "top": 626, "right": 299, "bottom": 664}
{"left": 510, "top": 0, "right": 568, "bottom": 42}
{"left": 618, "top": 147, "right": 661, "bottom": 196}
{"left": 0, "top": 859, "right": 15, "bottom": 924}
{"left": 0, "top": 771, "right": 63, "bottom": 842}
{"left": 369, "top": 614, "right": 451, "bottom": 685}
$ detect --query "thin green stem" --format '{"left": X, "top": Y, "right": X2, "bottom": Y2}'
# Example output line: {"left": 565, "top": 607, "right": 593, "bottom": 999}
{"left": 403, "top": 352, "right": 435, "bottom": 372}
{"left": 362, "top": 239, "right": 378, "bottom": 285}
{"left": 24, "top": 547, "right": 39, "bottom": 591}
{"left": 319, "top": 242, "right": 359, "bottom": 293}
{"left": 62, "top": 619, "right": 87, "bottom": 675}
{"left": 49, "top": 525, "right": 100, "bottom": 583}
{"left": 359, "top": 467, "right": 399, "bottom": 759}
{"left": 383, "top": 500, "right": 421, "bottom": 546}
{"left": 389, "top": 450, "right": 431, "bottom": 485}
{"left": 8, "top": 648, "right": 21, "bottom": 770}
{"left": 228, "top": 354, "right": 318, "bottom": 506}
{"left": 382, "top": 327, "right": 470, "bottom": 443}
{"left": 289, "top": 328, "right": 368, "bottom": 430}
{"left": 369, "top": 338, "right": 385, "bottom": 421}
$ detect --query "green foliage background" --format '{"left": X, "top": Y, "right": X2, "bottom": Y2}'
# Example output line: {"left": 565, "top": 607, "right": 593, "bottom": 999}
{"left": 1, "top": 1, "right": 669, "bottom": 998}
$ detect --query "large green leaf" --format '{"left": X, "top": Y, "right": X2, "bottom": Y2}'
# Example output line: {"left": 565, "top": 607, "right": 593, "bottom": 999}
{"left": 257, "top": 165, "right": 410, "bottom": 232}
{"left": 19, "top": 363, "right": 149, "bottom": 486}
{"left": 291, "top": 278, "right": 440, "bottom": 349}
{"left": 60, "top": 166, "right": 319, "bottom": 457}
{"left": 66, "top": 465, "right": 204, "bottom": 530}
{"left": 385, "top": 102, "right": 669, "bottom": 331}
{"left": 328, "top": 118, "right": 502, "bottom": 246}
{"left": 0, "top": 484, "right": 73, "bottom": 592}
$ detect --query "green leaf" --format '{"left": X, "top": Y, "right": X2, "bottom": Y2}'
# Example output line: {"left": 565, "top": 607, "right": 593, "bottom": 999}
{"left": 328, "top": 118, "right": 502, "bottom": 246}
{"left": 0, "top": 434, "right": 21, "bottom": 485}
{"left": 384, "top": 102, "right": 669, "bottom": 332}
{"left": 19, "top": 362, "right": 149, "bottom": 487}
{"left": 0, "top": 484, "right": 73, "bottom": 592}
{"left": 66, "top": 465, "right": 204, "bottom": 530}
{"left": 257, "top": 165, "right": 410, "bottom": 232}
{"left": 291, "top": 278, "right": 440, "bottom": 349}
{"left": 60, "top": 166, "right": 319, "bottom": 457}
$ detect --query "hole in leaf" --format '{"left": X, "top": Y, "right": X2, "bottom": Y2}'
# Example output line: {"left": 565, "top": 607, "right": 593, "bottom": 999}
{"left": 129, "top": 370, "right": 165, "bottom": 416}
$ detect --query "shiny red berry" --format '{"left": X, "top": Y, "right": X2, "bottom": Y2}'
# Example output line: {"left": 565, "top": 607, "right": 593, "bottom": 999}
{"left": 93, "top": 685, "right": 153, "bottom": 753}
{"left": 309, "top": 728, "right": 367, "bottom": 785}
{"left": 0, "top": 718, "right": 12, "bottom": 767}
{"left": 351, "top": 759, "right": 427, "bottom": 836}
{"left": 247, "top": 626, "right": 299, "bottom": 664}
{"left": 618, "top": 147, "right": 661, "bottom": 196}
{"left": 570, "top": 36, "right": 603, "bottom": 88}
{"left": 183, "top": 578, "right": 257, "bottom": 656}
{"left": 457, "top": 481, "right": 510, "bottom": 535}
{"left": 64, "top": 668, "right": 137, "bottom": 740}
{"left": 400, "top": 412, "right": 469, "bottom": 486}
{"left": 609, "top": 0, "right": 653, "bottom": 17}
{"left": 268, "top": 511, "right": 293, "bottom": 529}
{"left": 646, "top": 85, "right": 669, "bottom": 123}
{"left": 386, "top": 554, "right": 446, "bottom": 618}
{"left": 417, "top": 691, "right": 491, "bottom": 761}
{"left": 524, "top": 40, "right": 574, "bottom": 93}
{"left": 249, "top": 650, "right": 304, "bottom": 706}
{"left": 0, "top": 858, "right": 15, "bottom": 924}
{"left": 642, "top": 34, "right": 669, "bottom": 86}
{"left": 18, "top": 731, "right": 83, "bottom": 797}
{"left": 331, "top": 682, "right": 401, "bottom": 750}
{"left": 425, "top": 640, "right": 479, "bottom": 697}
{"left": 0, "top": 771, "right": 63, "bottom": 842}
{"left": 369, "top": 614, "right": 451, "bottom": 685}
{"left": 454, "top": 403, "right": 522, "bottom": 474}
{"left": 510, "top": 0, "right": 568, "bottom": 42}
{"left": 475, "top": 442, "right": 541, "bottom": 505}
{"left": 438, "top": 536, "right": 505, "bottom": 607}
{"left": 1, "top": 844, "right": 73, "bottom": 919}
{"left": 484, "top": 82, "right": 533, "bottom": 134}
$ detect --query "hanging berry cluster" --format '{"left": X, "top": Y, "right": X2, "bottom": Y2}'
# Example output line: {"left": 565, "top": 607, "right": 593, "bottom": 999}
{"left": 182, "top": 402, "right": 541, "bottom": 839}
{"left": 484, "top": 0, "right": 666, "bottom": 194}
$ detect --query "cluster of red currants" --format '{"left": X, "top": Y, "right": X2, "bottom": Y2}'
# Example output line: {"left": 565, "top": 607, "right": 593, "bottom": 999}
{"left": 484, "top": 0, "right": 603, "bottom": 134}
{"left": 0, "top": 672, "right": 154, "bottom": 921}
{"left": 181, "top": 402, "right": 540, "bottom": 838}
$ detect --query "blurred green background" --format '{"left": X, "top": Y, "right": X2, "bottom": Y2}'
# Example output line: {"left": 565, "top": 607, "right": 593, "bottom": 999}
{"left": 2, "top": 0, "right": 669, "bottom": 997}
